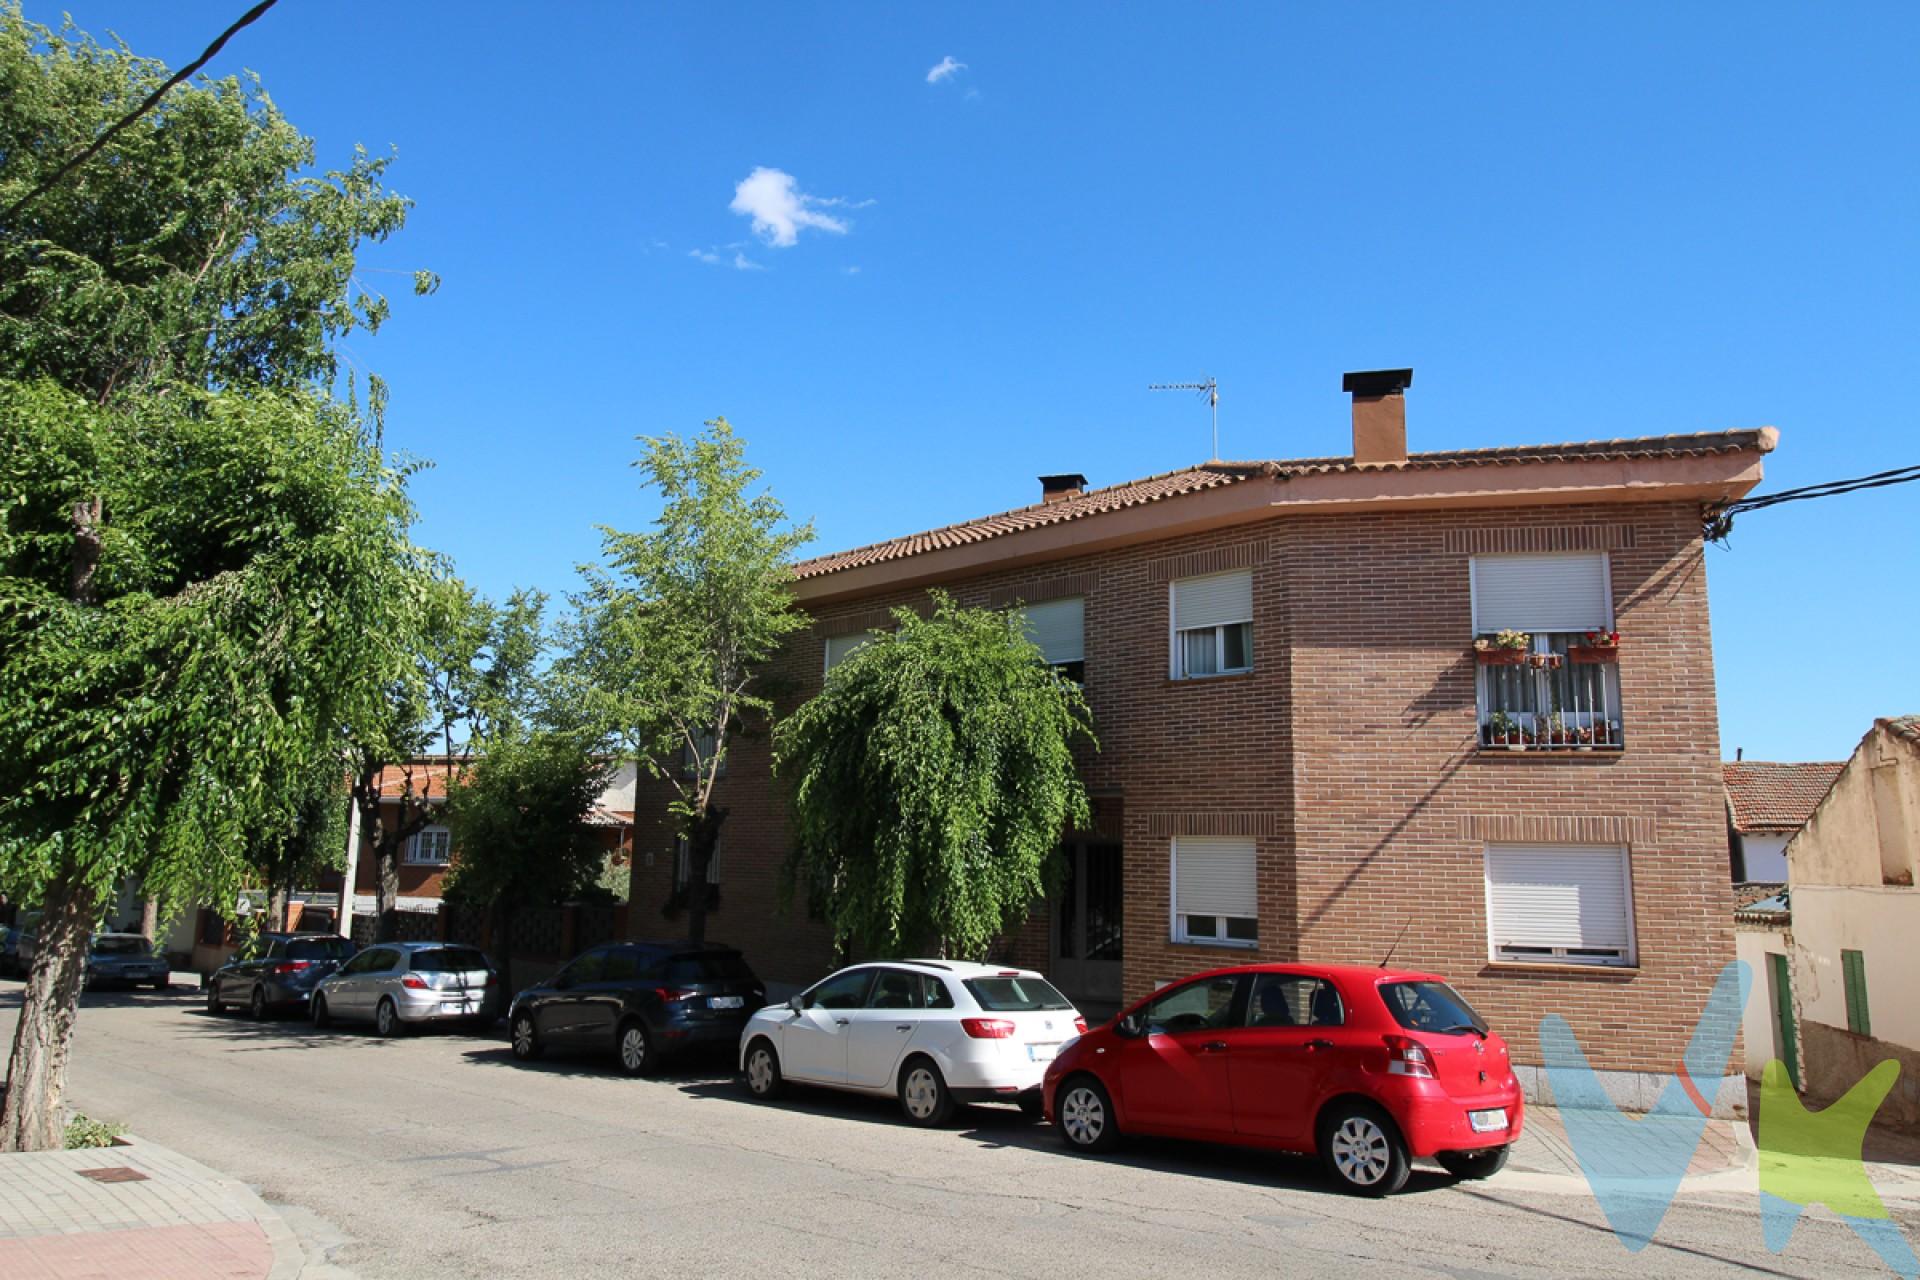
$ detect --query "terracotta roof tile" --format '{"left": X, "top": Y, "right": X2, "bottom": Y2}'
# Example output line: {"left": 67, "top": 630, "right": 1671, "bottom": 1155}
{"left": 1724, "top": 761, "right": 1845, "bottom": 833}
{"left": 791, "top": 429, "right": 1773, "bottom": 580}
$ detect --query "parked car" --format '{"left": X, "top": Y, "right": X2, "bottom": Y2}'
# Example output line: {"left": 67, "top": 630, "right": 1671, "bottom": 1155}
{"left": 84, "top": 933, "right": 171, "bottom": 990}
{"left": 509, "top": 941, "right": 766, "bottom": 1075}
{"left": 205, "top": 933, "right": 357, "bottom": 1019}
{"left": 1042, "top": 963, "right": 1524, "bottom": 1195}
{"left": 0, "top": 916, "right": 39, "bottom": 978}
{"left": 311, "top": 941, "right": 501, "bottom": 1036}
{"left": 739, "top": 961, "right": 1086, "bottom": 1126}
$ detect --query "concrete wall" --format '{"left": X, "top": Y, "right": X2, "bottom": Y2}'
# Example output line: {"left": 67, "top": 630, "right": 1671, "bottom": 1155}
{"left": 1736, "top": 925, "right": 1790, "bottom": 1081}
{"left": 1735, "top": 832, "right": 1789, "bottom": 882}
{"left": 1791, "top": 884, "right": 1920, "bottom": 1049}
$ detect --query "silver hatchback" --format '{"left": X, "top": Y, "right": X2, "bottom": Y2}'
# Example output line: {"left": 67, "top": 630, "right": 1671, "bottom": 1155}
{"left": 310, "top": 941, "right": 499, "bottom": 1036}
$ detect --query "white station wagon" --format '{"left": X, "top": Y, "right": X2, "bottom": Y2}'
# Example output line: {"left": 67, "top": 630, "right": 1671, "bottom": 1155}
{"left": 738, "top": 960, "right": 1085, "bottom": 1126}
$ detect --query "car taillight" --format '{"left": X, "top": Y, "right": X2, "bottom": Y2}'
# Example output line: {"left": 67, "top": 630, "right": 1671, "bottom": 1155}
{"left": 1383, "top": 1034, "right": 1435, "bottom": 1078}
{"left": 484, "top": 972, "right": 497, "bottom": 986}
{"left": 269, "top": 961, "right": 311, "bottom": 976}
{"left": 652, "top": 987, "right": 696, "bottom": 1003}
{"left": 961, "top": 1018, "right": 1016, "bottom": 1039}
{"left": 400, "top": 974, "right": 429, "bottom": 990}
{"left": 1073, "top": 1017, "right": 1088, "bottom": 1035}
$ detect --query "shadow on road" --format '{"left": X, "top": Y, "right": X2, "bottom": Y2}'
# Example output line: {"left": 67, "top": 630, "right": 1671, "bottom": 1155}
{"left": 181, "top": 1006, "right": 503, "bottom": 1051}
{"left": 457, "top": 1041, "right": 739, "bottom": 1081}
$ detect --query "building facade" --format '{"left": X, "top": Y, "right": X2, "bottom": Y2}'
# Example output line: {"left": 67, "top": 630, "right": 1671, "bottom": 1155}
{"left": 627, "top": 370, "right": 1774, "bottom": 1111}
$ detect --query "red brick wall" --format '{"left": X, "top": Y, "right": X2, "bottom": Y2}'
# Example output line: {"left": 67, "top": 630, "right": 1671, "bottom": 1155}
{"left": 623, "top": 498, "right": 1735, "bottom": 1073}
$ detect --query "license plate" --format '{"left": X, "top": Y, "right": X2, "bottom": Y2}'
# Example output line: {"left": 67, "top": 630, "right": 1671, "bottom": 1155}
{"left": 439, "top": 1000, "right": 470, "bottom": 1014}
{"left": 709, "top": 995, "right": 744, "bottom": 1010}
{"left": 1027, "top": 1042, "right": 1060, "bottom": 1062}
{"left": 1469, "top": 1108, "right": 1508, "bottom": 1133}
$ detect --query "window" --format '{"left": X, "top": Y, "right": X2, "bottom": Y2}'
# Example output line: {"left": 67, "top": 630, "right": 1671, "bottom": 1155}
{"left": 1171, "top": 571, "right": 1253, "bottom": 679}
{"left": 405, "top": 826, "right": 451, "bottom": 866}
{"left": 357, "top": 947, "right": 401, "bottom": 974}
{"left": 918, "top": 974, "right": 955, "bottom": 1010}
{"left": 805, "top": 968, "right": 875, "bottom": 1009}
{"left": 1471, "top": 553, "right": 1623, "bottom": 750}
{"left": 1017, "top": 597, "right": 1086, "bottom": 682}
{"left": 675, "top": 836, "right": 721, "bottom": 887}
{"left": 338, "top": 949, "right": 381, "bottom": 976}
{"left": 1379, "top": 981, "right": 1488, "bottom": 1036}
{"left": 1842, "top": 949, "right": 1870, "bottom": 1037}
{"left": 1172, "top": 837, "right": 1258, "bottom": 945}
{"left": 1135, "top": 975, "right": 1242, "bottom": 1035}
{"left": 559, "top": 951, "right": 606, "bottom": 986}
{"left": 824, "top": 631, "right": 876, "bottom": 674}
{"left": 962, "top": 974, "right": 1074, "bottom": 1011}
{"left": 1245, "top": 973, "right": 1344, "bottom": 1028}
{"left": 666, "top": 950, "right": 753, "bottom": 984}
{"left": 681, "top": 727, "right": 725, "bottom": 777}
{"left": 601, "top": 948, "right": 641, "bottom": 982}
{"left": 1484, "top": 844, "right": 1636, "bottom": 967}
{"left": 867, "top": 969, "right": 920, "bottom": 1010}
{"left": 410, "top": 947, "right": 488, "bottom": 974}
{"left": 286, "top": 938, "right": 354, "bottom": 963}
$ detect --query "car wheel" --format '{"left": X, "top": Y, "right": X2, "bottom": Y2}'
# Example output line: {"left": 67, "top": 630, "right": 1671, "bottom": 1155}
{"left": 150, "top": 975, "right": 169, "bottom": 991}
{"left": 743, "top": 1039, "right": 783, "bottom": 1100}
{"left": 311, "top": 994, "right": 332, "bottom": 1029}
{"left": 1016, "top": 1089, "right": 1045, "bottom": 1119}
{"left": 615, "top": 1019, "right": 653, "bottom": 1077}
{"left": 1320, "top": 1102, "right": 1412, "bottom": 1196}
{"left": 1437, "top": 1146, "right": 1510, "bottom": 1181}
{"left": 510, "top": 1013, "right": 543, "bottom": 1061}
{"left": 1055, "top": 1076, "right": 1119, "bottom": 1153}
{"left": 248, "top": 986, "right": 268, "bottom": 1021}
{"left": 897, "top": 1057, "right": 955, "bottom": 1128}
{"left": 375, "top": 996, "right": 406, "bottom": 1038}
{"left": 205, "top": 982, "right": 223, "bottom": 1015}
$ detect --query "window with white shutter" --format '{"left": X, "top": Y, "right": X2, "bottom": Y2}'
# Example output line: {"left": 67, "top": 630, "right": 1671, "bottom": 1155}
{"left": 405, "top": 826, "right": 451, "bottom": 866}
{"left": 1016, "top": 597, "right": 1085, "bottom": 679}
{"left": 1484, "top": 844, "right": 1635, "bottom": 966}
{"left": 676, "top": 835, "right": 721, "bottom": 886}
{"left": 1172, "top": 837, "right": 1258, "bottom": 945}
{"left": 1171, "top": 570, "right": 1253, "bottom": 679}
{"left": 823, "top": 631, "right": 875, "bottom": 674}
{"left": 1471, "top": 553, "right": 1625, "bottom": 751}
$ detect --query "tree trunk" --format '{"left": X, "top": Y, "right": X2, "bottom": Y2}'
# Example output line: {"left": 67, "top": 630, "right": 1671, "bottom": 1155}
{"left": 685, "top": 807, "right": 725, "bottom": 947}
{"left": 375, "top": 840, "right": 399, "bottom": 942}
{"left": 0, "top": 869, "right": 100, "bottom": 1151}
{"left": 267, "top": 885, "right": 289, "bottom": 934}
{"left": 139, "top": 896, "right": 158, "bottom": 943}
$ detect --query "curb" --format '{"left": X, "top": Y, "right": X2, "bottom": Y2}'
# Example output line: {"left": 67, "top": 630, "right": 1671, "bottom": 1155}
{"left": 120, "top": 1133, "right": 314, "bottom": 1280}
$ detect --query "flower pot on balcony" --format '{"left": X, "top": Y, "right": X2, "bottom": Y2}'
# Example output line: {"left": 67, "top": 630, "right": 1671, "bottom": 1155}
{"left": 1476, "top": 648, "right": 1529, "bottom": 666}
{"left": 1568, "top": 645, "right": 1618, "bottom": 664}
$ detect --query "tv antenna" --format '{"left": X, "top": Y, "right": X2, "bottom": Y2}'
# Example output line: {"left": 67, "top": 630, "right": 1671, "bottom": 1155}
{"left": 1148, "top": 377, "right": 1220, "bottom": 461}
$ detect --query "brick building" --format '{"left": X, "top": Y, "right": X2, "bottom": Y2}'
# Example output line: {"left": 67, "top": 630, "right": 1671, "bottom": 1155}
{"left": 625, "top": 369, "right": 1773, "bottom": 1110}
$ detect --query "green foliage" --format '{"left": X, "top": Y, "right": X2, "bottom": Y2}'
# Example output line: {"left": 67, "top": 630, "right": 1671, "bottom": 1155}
{"left": 63, "top": 1113, "right": 124, "bottom": 1149}
{"left": 0, "top": 379, "right": 429, "bottom": 924}
{"left": 775, "top": 593, "right": 1096, "bottom": 959}
{"left": 0, "top": 3, "right": 418, "bottom": 402}
{"left": 440, "top": 732, "right": 613, "bottom": 910}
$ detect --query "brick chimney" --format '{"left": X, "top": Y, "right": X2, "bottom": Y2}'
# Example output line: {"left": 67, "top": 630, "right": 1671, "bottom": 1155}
{"left": 1039, "top": 473, "right": 1087, "bottom": 504}
{"left": 1342, "top": 368, "right": 1413, "bottom": 466}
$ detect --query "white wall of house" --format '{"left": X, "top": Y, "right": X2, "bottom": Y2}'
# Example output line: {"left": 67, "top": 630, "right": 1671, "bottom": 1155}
{"left": 600, "top": 761, "right": 638, "bottom": 811}
{"left": 1735, "top": 832, "right": 1790, "bottom": 882}
{"left": 1790, "top": 884, "right": 1920, "bottom": 1049}
{"left": 1736, "top": 926, "right": 1791, "bottom": 1080}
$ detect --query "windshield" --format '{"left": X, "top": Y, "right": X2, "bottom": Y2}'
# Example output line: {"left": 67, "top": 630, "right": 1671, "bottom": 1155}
{"left": 91, "top": 936, "right": 150, "bottom": 956}
{"left": 286, "top": 938, "right": 355, "bottom": 962}
{"left": 963, "top": 975, "right": 1074, "bottom": 1012}
{"left": 1379, "top": 980, "right": 1488, "bottom": 1035}
{"left": 410, "top": 947, "right": 489, "bottom": 973}
{"left": 666, "top": 951, "right": 754, "bottom": 984}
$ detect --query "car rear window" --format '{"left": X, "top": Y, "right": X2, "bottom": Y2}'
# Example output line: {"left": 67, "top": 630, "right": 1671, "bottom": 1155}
{"left": 92, "top": 936, "right": 150, "bottom": 956}
{"left": 410, "top": 947, "right": 489, "bottom": 973}
{"left": 666, "top": 951, "right": 754, "bottom": 984}
{"left": 962, "top": 975, "right": 1073, "bottom": 1012}
{"left": 1378, "top": 981, "right": 1488, "bottom": 1036}
{"left": 286, "top": 938, "right": 354, "bottom": 962}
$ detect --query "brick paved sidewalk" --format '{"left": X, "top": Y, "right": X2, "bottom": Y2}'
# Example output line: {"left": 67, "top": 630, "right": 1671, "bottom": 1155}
{"left": 0, "top": 1135, "right": 308, "bottom": 1279}
{"left": 1507, "top": 1103, "right": 1753, "bottom": 1181}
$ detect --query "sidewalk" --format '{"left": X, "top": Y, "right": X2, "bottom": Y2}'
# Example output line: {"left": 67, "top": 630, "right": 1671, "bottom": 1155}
{"left": 0, "top": 1133, "right": 315, "bottom": 1279}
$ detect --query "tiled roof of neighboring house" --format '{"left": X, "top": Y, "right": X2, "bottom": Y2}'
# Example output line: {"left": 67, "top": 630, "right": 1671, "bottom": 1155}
{"left": 790, "top": 429, "right": 1774, "bottom": 580}
{"left": 586, "top": 807, "right": 635, "bottom": 827}
{"left": 1881, "top": 715, "right": 1920, "bottom": 748}
{"left": 1733, "top": 881, "right": 1786, "bottom": 909}
{"left": 1723, "top": 761, "right": 1845, "bottom": 833}
{"left": 372, "top": 760, "right": 465, "bottom": 800}
{"left": 1734, "top": 891, "right": 1790, "bottom": 925}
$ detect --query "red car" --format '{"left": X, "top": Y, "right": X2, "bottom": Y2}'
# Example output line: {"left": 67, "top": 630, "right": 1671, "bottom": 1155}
{"left": 1041, "top": 963, "right": 1523, "bottom": 1195}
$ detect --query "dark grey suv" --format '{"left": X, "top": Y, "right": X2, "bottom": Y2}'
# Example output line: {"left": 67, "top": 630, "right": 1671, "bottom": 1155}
{"left": 206, "top": 933, "right": 357, "bottom": 1019}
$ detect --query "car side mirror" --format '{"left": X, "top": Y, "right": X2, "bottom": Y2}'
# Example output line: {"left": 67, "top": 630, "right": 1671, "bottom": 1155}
{"left": 1116, "top": 1013, "right": 1149, "bottom": 1039}
{"left": 786, "top": 995, "right": 803, "bottom": 1013}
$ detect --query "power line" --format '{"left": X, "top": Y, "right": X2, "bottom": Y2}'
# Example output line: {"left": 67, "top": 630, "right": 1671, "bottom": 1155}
{"left": 1, "top": 0, "right": 282, "bottom": 225}
{"left": 1704, "top": 462, "right": 1920, "bottom": 544}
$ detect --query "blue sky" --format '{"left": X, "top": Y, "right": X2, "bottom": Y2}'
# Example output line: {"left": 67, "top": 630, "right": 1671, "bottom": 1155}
{"left": 48, "top": 2, "right": 1920, "bottom": 761}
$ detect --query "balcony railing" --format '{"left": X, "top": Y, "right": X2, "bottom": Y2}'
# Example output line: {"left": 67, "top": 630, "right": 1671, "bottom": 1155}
{"left": 1477, "top": 633, "right": 1624, "bottom": 752}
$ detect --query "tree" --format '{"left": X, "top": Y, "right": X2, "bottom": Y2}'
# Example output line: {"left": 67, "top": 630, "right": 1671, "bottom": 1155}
{"left": 774, "top": 594, "right": 1096, "bottom": 959}
{"left": 0, "top": 8, "right": 433, "bottom": 1150}
{"left": 560, "top": 419, "right": 812, "bottom": 945}
{"left": 0, "top": 382, "right": 427, "bottom": 1150}
{"left": 441, "top": 732, "right": 613, "bottom": 997}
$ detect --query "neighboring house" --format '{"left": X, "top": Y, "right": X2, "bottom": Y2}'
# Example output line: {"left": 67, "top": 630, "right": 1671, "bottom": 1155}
{"left": 1775, "top": 717, "right": 1920, "bottom": 1126}
{"left": 627, "top": 366, "right": 1775, "bottom": 1112}
{"left": 1724, "top": 759, "right": 1844, "bottom": 882}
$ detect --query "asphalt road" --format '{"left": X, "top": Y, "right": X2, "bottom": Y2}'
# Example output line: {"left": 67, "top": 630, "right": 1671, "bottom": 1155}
{"left": 9, "top": 982, "right": 1914, "bottom": 1279}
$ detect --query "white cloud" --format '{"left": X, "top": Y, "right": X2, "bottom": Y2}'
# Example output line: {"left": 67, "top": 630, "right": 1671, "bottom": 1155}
{"left": 926, "top": 55, "right": 966, "bottom": 84}
{"left": 688, "top": 248, "right": 721, "bottom": 265}
{"left": 732, "top": 252, "right": 764, "bottom": 272}
{"left": 729, "top": 167, "right": 852, "bottom": 248}
{"left": 689, "top": 246, "right": 765, "bottom": 271}
{"left": 843, "top": 265, "right": 862, "bottom": 276}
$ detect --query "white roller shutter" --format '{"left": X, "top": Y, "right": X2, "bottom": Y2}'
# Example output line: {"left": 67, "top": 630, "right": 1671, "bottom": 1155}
{"left": 1017, "top": 597, "right": 1084, "bottom": 665}
{"left": 823, "top": 631, "right": 874, "bottom": 672}
{"left": 1173, "top": 570, "right": 1253, "bottom": 630}
{"left": 1174, "top": 837, "right": 1258, "bottom": 918}
{"left": 1471, "top": 553, "right": 1612, "bottom": 633}
{"left": 1485, "top": 844, "right": 1634, "bottom": 963}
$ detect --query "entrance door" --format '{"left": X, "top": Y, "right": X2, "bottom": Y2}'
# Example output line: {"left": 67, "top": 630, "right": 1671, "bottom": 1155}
{"left": 1052, "top": 841, "right": 1123, "bottom": 1013}
{"left": 1768, "top": 952, "right": 1799, "bottom": 1088}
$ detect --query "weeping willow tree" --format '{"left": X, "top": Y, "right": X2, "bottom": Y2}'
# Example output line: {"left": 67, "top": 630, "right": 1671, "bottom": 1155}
{"left": 775, "top": 594, "right": 1096, "bottom": 959}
